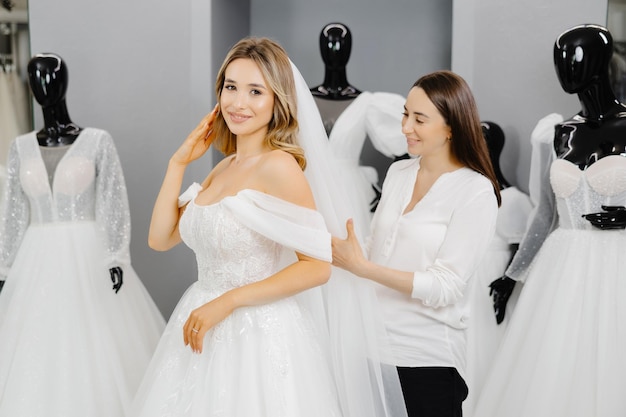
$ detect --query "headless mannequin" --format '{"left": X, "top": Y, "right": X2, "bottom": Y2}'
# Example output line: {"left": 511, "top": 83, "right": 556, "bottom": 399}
{"left": 490, "top": 24, "right": 626, "bottom": 322}
{"left": 27, "top": 53, "right": 123, "bottom": 293}
{"left": 310, "top": 22, "right": 362, "bottom": 135}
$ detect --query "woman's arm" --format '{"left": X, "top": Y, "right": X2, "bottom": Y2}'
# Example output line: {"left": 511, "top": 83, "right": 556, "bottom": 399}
{"left": 333, "top": 188, "right": 498, "bottom": 308}
{"left": 183, "top": 252, "right": 330, "bottom": 353}
{"left": 148, "top": 108, "right": 217, "bottom": 251}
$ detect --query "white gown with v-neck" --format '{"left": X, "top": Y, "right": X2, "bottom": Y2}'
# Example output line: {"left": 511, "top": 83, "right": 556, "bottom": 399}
{"left": 0, "top": 128, "right": 165, "bottom": 417}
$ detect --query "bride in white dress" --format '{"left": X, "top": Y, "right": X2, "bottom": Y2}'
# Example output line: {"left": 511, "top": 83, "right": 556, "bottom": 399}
{"left": 131, "top": 37, "right": 406, "bottom": 417}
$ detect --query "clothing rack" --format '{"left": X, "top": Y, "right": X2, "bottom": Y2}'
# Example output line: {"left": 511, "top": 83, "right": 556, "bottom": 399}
{"left": 0, "top": 22, "right": 16, "bottom": 72}
{"left": 0, "top": 8, "right": 27, "bottom": 24}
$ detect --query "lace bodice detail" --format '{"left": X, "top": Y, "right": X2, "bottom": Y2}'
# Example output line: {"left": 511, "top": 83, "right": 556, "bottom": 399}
{"left": 551, "top": 155, "right": 626, "bottom": 230}
{"left": 179, "top": 199, "right": 283, "bottom": 292}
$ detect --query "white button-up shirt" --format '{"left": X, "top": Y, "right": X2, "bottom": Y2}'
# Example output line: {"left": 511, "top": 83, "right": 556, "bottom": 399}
{"left": 368, "top": 157, "right": 498, "bottom": 376}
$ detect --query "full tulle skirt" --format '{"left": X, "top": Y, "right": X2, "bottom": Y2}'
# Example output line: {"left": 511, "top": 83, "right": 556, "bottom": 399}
{"left": 473, "top": 228, "right": 626, "bottom": 417}
{"left": 130, "top": 280, "right": 343, "bottom": 417}
{"left": 0, "top": 222, "right": 165, "bottom": 417}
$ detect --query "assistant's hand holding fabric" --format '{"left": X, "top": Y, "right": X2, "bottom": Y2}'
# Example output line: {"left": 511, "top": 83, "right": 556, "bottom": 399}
{"left": 331, "top": 218, "right": 368, "bottom": 277}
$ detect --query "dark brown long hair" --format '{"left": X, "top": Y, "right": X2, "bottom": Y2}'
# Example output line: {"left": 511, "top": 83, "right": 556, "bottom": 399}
{"left": 413, "top": 70, "right": 501, "bottom": 206}
{"left": 212, "top": 37, "right": 306, "bottom": 170}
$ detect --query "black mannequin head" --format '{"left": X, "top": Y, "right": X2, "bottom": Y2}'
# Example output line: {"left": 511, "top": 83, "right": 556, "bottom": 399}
{"left": 319, "top": 23, "right": 352, "bottom": 70}
{"left": 27, "top": 53, "right": 69, "bottom": 108}
{"left": 481, "top": 121, "right": 510, "bottom": 189}
{"left": 311, "top": 22, "right": 361, "bottom": 100}
{"left": 554, "top": 24, "right": 613, "bottom": 94}
{"left": 27, "top": 52, "right": 81, "bottom": 145}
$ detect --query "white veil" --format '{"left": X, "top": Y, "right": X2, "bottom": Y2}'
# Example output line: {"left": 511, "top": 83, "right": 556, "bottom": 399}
{"left": 290, "top": 61, "right": 408, "bottom": 417}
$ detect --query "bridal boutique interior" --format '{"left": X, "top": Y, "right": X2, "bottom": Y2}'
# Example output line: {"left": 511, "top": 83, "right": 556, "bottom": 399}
{"left": 0, "top": 0, "right": 610, "bottom": 318}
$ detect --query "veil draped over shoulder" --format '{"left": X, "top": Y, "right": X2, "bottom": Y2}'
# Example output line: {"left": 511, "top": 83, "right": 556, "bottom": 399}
{"left": 289, "top": 61, "right": 408, "bottom": 417}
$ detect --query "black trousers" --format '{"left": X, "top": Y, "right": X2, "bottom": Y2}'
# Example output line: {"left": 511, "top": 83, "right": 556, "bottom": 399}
{"left": 396, "top": 366, "right": 468, "bottom": 417}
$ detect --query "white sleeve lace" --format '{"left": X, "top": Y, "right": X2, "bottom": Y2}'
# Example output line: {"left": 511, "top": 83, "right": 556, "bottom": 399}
{"left": 0, "top": 140, "right": 30, "bottom": 279}
{"left": 95, "top": 132, "right": 132, "bottom": 268}
{"left": 505, "top": 113, "right": 563, "bottom": 281}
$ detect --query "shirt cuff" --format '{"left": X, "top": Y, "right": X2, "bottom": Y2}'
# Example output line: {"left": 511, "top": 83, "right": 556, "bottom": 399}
{"left": 411, "top": 270, "right": 432, "bottom": 301}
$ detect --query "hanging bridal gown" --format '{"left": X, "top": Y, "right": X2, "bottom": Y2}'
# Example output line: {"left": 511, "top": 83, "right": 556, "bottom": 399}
{"left": 473, "top": 113, "right": 626, "bottom": 416}
{"left": 328, "top": 92, "right": 407, "bottom": 223}
{"left": 130, "top": 185, "right": 343, "bottom": 417}
{"left": 0, "top": 128, "right": 165, "bottom": 417}
{"left": 463, "top": 185, "right": 532, "bottom": 417}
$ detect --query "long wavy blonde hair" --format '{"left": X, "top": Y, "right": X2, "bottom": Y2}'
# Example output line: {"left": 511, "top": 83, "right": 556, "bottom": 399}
{"left": 211, "top": 37, "right": 306, "bottom": 170}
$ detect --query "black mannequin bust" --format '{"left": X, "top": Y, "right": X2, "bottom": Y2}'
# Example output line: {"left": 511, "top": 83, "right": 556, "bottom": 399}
{"left": 490, "top": 24, "right": 626, "bottom": 323}
{"left": 310, "top": 23, "right": 362, "bottom": 135}
{"left": 26, "top": 52, "right": 123, "bottom": 293}
{"left": 27, "top": 53, "right": 83, "bottom": 147}
{"left": 310, "top": 22, "right": 361, "bottom": 100}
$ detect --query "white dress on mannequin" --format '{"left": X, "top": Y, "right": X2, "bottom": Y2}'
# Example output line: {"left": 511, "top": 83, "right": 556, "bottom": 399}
{"left": 463, "top": 185, "right": 532, "bottom": 417}
{"left": 328, "top": 92, "right": 407, "bottom": 232}
{"left": 473, "top": 113, "right": 626, "bottom": 417}
{"left": 0, "top": 128, "right": 165, "bottom": 417}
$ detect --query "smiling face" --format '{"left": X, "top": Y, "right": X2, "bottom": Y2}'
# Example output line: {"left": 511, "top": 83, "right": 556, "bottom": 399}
{"left": 402, "top": 86, "right": 452, "bottom": 158}
{"left": 220, "top": 58, "right": 275, "bottom": 143}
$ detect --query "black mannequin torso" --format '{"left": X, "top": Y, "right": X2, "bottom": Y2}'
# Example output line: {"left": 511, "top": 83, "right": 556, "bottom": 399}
{"left": 552, "top": 24, "right": 626, "bottom": 170}
{"left": 27, "top": 53, "right": 83, "bottom": 147}
{"left": 490, "top": 24, "right": 626, "bottom": 322}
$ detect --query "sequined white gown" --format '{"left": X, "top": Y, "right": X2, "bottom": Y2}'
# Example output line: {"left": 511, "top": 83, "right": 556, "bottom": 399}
{"left": 0, "top": 129, "right": 165, "bottom": 417}
{"left": 473, "top": 114, "right": 626, "bottom": 416}
{"left": 130, "top": 185, "right": 343, "bottom": 417}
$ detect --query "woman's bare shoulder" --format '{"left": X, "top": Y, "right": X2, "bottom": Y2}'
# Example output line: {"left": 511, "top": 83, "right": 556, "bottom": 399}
{"left": 258, "top": 150, "right": 315, "bottom": 208}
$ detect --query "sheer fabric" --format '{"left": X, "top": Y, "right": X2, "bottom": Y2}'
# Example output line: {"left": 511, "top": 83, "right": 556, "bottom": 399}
{"left": 290, "top": 61, "right": 408, "bottom": 417}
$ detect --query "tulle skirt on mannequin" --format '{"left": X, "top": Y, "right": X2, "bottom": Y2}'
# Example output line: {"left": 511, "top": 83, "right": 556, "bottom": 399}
{"left": 473, "top": 228, "right": 626, "bottom": 417}
{"left": 0, "top": 221, "right": 165, "bottom": 417}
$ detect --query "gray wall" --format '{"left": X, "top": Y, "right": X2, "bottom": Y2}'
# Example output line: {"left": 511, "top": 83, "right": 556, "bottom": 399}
{"left": 25, "top": 0, "right": 607, "bottom": 318}
{"left": 452, "top": 0, "right": 608, "bottom": 193}
{"left": 250, "top": 0, "right": 452, "bottom": 96}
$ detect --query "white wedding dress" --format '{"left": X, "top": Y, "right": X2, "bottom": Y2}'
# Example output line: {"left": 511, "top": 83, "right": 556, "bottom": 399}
{"left": 131, "top": 61, "right": 408, "bottom": 417}
{"left": 0, "top": 128, "right": 165, "bottom": 417}
{"left": 131, "top": 186, "right": 344, "bottom": 416}
{"left": 473, "top": 114, "right": 626, "bottom": 416}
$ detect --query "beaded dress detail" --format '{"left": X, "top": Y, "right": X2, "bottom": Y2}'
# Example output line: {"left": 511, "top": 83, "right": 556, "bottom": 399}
{"left": 0, "top": 129, "right": 165, "bottom": 417}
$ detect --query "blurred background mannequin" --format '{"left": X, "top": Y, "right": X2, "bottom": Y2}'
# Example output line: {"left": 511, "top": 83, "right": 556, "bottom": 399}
{"left": 0, "top": 52, "right": 164, "bottom": 417}
{"left": 463, "top": 121, "right": 532, "bottom": 417}
{"left": 310, "top": 22, "right": 408, "bottom": 216}
{"left": 475, "top": 24, "right": 626, "bottom": 417}
{"left": 310, "top": 22, "right": 362, "bottom": 134}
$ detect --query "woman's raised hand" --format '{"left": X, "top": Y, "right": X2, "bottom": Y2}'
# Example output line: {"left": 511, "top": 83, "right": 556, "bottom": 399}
{"left": 171, "top": 104, "right": 219, "bottom": 166}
